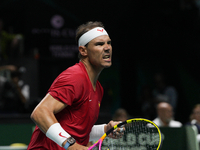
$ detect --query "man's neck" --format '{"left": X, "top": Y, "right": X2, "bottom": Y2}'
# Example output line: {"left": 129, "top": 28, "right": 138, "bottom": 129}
{"left": 80, "top": 60, "right": 103, "bottom": 90}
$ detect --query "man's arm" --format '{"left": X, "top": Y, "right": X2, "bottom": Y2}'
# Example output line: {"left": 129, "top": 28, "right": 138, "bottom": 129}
{"left": 31, "top": 93, "right": 66, "bottom": 133}
{"left": 31, "top": 93, "right": 88, "bottom": 149}
{"left": 89, "top": 121, "right": 122, "bottom": 142}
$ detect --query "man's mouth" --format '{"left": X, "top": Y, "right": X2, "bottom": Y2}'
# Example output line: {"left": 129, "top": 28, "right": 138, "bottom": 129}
{"left": 103, "top": 55, "right": 110, "bottom": 59}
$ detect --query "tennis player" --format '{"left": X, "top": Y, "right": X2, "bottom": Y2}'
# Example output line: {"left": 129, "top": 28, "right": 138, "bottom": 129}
{"left": 27, "top": 21, "right": 120, "bottom": 150}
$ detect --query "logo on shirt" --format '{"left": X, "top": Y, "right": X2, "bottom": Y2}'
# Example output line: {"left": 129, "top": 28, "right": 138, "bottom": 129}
{"left": 89, "top": 100, "right": 92, "bottom": 102}
{"left": 98, "top": 101, "right": 100, "bottom": 107}
{"left": 59, "top": 132, "right": 67, "bottom": 138}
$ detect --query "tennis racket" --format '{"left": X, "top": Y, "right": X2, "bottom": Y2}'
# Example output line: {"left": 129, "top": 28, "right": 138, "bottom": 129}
{"left": 88, "top": 118, "right": 162, "bottom": 150}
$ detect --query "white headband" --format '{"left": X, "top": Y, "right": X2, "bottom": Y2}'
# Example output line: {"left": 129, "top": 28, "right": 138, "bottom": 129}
{"left": 78, "top": 27, "right": 108, "bottom": 46}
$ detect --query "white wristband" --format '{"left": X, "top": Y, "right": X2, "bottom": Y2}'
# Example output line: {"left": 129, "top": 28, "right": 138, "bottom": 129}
{"left": 89, "top": 124, "right": 106, "bottom": 141}
{"left": 46, "top": 123, "right": 70, "bottom": 147}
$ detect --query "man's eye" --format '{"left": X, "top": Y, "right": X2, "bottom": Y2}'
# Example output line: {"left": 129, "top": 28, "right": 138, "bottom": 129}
{"left": 96, "top": 42, "right": 104, "bottom": 46}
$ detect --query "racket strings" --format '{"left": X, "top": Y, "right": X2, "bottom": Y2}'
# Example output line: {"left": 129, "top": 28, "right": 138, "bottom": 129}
{"left": 102, "top": 120, "right": 160, "bottom": 150}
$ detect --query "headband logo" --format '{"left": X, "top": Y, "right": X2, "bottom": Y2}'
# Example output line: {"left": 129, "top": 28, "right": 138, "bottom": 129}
{"left": 78, "top": 27, "right": 108, "bottom": 46}
{"left": 97, "top": 29, "right": 104, "bottom": 32}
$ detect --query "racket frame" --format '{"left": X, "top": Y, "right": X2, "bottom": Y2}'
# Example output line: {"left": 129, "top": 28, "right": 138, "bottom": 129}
{"left": 88, "top": 118, "right": 162, "bottom": 150}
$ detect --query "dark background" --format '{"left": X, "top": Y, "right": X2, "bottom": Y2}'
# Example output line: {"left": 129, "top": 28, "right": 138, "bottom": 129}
{"left": 1, "top": 0, "right": 200, "bottom": 124}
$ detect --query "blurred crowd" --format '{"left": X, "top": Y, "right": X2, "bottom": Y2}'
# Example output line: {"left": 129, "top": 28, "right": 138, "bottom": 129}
{"left": 0, "top": 65, "right": 29, "bottom": 113}
{"left": 0, "top": 19, "right": 23, "bottom": 63}
{"left": 0, "top": 18, "right": 29, "bottom": 114}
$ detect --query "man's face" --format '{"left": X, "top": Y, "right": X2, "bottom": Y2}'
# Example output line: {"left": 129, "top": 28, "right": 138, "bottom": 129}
{"left": 158, "top": 106, "right": 173, "bottom": 123}
{"left": 86, "top": 35, "right": 112, "bottom": 69}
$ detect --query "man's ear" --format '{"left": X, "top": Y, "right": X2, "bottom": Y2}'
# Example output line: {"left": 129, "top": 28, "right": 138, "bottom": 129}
{"left": 79, "top": 46, "right": 87, "bottom": 57}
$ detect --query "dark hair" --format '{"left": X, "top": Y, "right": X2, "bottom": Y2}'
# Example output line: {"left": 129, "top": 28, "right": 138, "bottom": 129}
{"left": 76, "top": 21, "right": 105, "bottom": 59}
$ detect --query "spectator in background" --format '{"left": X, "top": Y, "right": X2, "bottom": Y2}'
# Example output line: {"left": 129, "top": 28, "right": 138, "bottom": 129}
{"left": 187, "top": 104, "right": 200, "bottom": 132}
{"left": 0, "top": 65, "right": 29, "bottom": 113}
{"left": 185, "top": 104, "right": 200, "bottom": 142}
{"left": 153, "top": 102, "right": 182, "bottom": 127}
{"left": 113, "top": 108, "right": 129, "bottom": 122}
{"left": 0, "top": 18, "right": 23, "bottom": 61}
{"left": 153, "top": 72, "right": 178, "bottom": 111}
{"left": 186, "top": 104, "right": 200, "bottom": 142}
